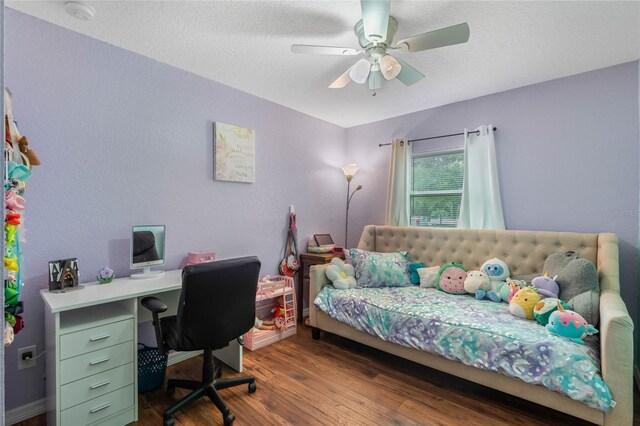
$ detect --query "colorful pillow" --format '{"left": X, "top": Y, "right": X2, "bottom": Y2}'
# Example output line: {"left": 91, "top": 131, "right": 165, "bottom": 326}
{"left": 409, "top": 262, "right": 425, "bottom": 285}
{"left": 349, "top": 249, "right": 411, "bottom": 288}
{"left": 417, "top": 266, "right": 440, "bottom": 288}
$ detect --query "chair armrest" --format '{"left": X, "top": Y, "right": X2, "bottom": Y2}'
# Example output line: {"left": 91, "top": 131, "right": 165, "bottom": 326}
{"left": 141, "top": 296, "right": 168, "bottom": 313}
{"left": 141, "top": 296, "right": 168, "bottom": 355}
{"left": 599, "top": 290, "right": 634, "bottom": 425}
{"left": 308, "top": 264, "right": 331, "bottom": 326}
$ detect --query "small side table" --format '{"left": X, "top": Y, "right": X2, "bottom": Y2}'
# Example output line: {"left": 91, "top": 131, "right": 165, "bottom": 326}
{"left": 298, "top": 252, "right": 345, "bottom": 323}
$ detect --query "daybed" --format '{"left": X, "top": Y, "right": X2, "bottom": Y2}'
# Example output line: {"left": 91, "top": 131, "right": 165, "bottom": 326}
{"left": 308, "top": 225, "right": 633, "bottom": 425}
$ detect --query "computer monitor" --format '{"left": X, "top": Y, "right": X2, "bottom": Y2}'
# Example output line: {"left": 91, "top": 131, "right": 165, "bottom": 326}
{"left": 130, "top": 225, "right": 166, "bottom": 279}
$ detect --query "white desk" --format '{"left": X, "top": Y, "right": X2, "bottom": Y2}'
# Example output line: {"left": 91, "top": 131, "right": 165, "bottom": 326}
{"left": 41, "top": 270, "right": 242, "bottom": 426}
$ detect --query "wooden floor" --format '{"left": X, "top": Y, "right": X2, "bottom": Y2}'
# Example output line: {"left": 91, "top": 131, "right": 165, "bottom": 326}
{"left": 16, "top": 326, "right": 640, "bottom": 425}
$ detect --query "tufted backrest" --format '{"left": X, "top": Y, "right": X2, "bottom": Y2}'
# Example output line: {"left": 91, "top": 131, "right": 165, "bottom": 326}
{"left": 357, "top": 225, "right": 620, "bottom": 293}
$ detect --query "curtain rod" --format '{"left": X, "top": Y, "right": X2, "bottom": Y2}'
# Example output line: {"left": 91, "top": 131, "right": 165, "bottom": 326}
{"left": 378, "top": 127, "right": 498, "bottom": 147}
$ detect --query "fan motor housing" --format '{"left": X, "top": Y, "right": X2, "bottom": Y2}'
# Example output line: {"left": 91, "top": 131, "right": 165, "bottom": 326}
{"left": 354, "top": 17, "right": 398, "bottom": 49}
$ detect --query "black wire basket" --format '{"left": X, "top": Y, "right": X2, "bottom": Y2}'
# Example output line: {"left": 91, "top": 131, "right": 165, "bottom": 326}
{"left": 137, "top": 343, "right": 168, "bottom": 393}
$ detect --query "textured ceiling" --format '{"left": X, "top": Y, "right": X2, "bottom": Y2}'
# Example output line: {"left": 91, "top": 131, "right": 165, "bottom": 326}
{"left": 7, "top": 1, "right": 640, "bottom": 128}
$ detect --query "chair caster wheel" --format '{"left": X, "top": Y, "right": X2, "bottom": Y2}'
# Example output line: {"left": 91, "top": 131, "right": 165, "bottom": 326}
{"left": 166, "top": 386, "right": 175, "bottom": 397}
{"left": 223, "top": 413, "right": 236, "bottom": 425}
{"left": 163, "top": 415, "right": 175, "bottom": 426}
{"left": 248, "top": 381, "right": 257, "bottom": 393}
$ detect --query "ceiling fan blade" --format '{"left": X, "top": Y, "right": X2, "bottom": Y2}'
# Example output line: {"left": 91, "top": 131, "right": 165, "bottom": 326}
{"left": 328, "top": 67, "right": 353, "bottom": 89}
{"left": 291, "top": 44, "right": 361, "bottom": 55}
{"left": 361, "top": 0, "right": 391, "bottom": 42}
{"left": 394, "top": 58, "right": 425, "bottom": 86}
{"left": 394, "top": 22, "right": 470, "bottom": 53}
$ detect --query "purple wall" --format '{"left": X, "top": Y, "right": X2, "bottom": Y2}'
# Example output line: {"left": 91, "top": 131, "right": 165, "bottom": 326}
{"left": 4, "top": 9, "right": 347, "bottom": 410}
{"left": 346, "top": 60, "right": 640, "bottom": 340}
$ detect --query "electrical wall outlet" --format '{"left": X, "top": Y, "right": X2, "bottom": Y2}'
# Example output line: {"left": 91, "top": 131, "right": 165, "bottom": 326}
{"left": 17, "top": 345, "right": 37, "bottom": 370}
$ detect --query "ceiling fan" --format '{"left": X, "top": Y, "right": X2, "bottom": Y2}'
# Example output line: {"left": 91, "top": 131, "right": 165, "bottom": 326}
{"left": 291, "top": 0, "right": 470, "bottom": 94}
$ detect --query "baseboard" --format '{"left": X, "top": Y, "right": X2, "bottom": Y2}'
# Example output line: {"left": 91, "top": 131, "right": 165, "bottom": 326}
{"left": 167, "top": 349, "right": 203, "bottom": 366}
{"left": 5, "top": 397, "right": 47, "bottom": 425}
{"left": 634, "top": 365, "right": 640, "bottom": 391}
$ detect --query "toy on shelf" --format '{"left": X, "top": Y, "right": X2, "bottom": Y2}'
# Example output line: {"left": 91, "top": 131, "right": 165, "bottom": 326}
{"left": 243, "top": 275, "right": 297, "bottom": 351}
{"left": 97, "top": 266, "right": 115, "bottom": 284}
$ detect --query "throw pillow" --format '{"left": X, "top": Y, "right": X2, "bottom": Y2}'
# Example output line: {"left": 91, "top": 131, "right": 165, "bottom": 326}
{"left": 543, "top": 251, "right": 600, "bottom": 325}
{"left": 417, "top": 266, "right": 440, "bottom": 288}
{"left": 349, "top": 249, "right": 411, "bottom": 288}
{"left": 409, "top": 262, "right": 425, "bottom": 285}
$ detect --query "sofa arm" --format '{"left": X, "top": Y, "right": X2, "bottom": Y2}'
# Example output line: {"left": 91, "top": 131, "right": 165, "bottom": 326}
{"left": 599, "top": 290, "right": 634, "bottom": 425}
{"left": 308, "top": 264, "right": 331, "bottom": 326}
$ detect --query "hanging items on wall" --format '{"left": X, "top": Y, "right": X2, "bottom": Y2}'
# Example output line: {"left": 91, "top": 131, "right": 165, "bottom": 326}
{"left": 279, "top": 206, "right": 299, "bottom": 277}
{"left": 4, "top": 88, "right": 41, "bottom": 346}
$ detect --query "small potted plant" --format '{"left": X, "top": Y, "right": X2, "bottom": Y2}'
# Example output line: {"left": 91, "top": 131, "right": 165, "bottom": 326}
{"left": 97, "top": 267, "right": 115, "bottom": 284}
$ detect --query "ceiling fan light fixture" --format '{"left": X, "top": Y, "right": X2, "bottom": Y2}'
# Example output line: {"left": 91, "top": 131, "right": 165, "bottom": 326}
{"left": 379, "top": 55, "right": 401, "bottom": 80}
{"left": 349, "top": 58, "right": 372, "bottom": 84}
{"left": 368, "top": 65, "right": 382, "bottom": 90}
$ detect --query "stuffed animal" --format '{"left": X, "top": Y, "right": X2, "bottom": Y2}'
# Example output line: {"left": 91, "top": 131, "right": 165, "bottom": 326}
{"left": 533, "top": 298, "right": 571, "bottom": 326}
{"left": 480, "top": 258, "right": 510, "bottom": 302}
{"left": 531, "top": 272, "right": 559, "bottom": 298}
{"left": 463, "top": 270, "right": 491, "bottom": 300}
{"left": 325, "top": 257, "right": 356, "bottom": 289}
{"left": 505, "top": 278, "right": 526, "bottom": 303}
{"left": 437, "top": 262, "right": 467, "bottom": 294}
{"left": 546, "top": 302, "right": 598, "bottom": 345}
{"left": 508, "top": 287, "right": 541, "bottom": 320}
{"left": 271, "top": 296, "right": 286, "bottom": 329}
{"left": 254, "top": 316, "right": 275, "bottom": 332}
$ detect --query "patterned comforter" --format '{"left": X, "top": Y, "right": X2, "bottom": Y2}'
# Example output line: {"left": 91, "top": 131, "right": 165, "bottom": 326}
{"left": 314, "top": 286, "right": 611, "bottom": 411}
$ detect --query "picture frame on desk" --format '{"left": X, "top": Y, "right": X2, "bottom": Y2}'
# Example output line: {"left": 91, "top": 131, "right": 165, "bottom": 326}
{"left": 48, "top": 258, "right": 82, "bottom": 292}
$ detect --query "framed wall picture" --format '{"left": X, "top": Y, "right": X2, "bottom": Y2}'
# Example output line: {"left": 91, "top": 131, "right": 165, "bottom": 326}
{"left": 214, "top": 122, "right": 255, "bottom": 183}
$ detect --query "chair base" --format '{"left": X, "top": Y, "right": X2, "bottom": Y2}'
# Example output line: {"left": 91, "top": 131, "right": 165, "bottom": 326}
{"left": 163, "top": 349, "right": 256, "bottom": 426}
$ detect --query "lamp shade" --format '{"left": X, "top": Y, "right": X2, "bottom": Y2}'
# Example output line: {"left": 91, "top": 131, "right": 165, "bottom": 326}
{"left": 379, "top": 55, "right": 401, "bottom": 80}
{"left": 341, "top": 164, "right": 359, "bottom": 181}
{"left": 349, "top": 58, "right": 371, "bottom": 84}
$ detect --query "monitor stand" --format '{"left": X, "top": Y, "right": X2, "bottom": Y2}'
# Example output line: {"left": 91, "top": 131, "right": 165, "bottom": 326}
{"left": 130, "top": 267, "right": 165, "bottom": 280}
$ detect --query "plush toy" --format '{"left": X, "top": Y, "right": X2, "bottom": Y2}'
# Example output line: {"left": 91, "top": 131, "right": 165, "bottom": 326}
{"left": 271, "top": 296, "right": 286, "bottom": 329}
{"left": 254, "top": 315, "right": 275, "bottom": 332}
{"left": 325, "top": 257, "right": 356, "bottom": 289}
{"left": 533, "top": 298, "right": 571, "bottom": 326}
{"left": 531, "top": 272, "right": 559, "bottom": 298}
{"left": 463, "top": 270, "right": 493, "bottom": 300}
{"left": 505, "top": 278, "right": 527, "bottom": 303}
{"left": 480, "top": 258, "right": 510, "bottom": 302}
{"left": 437, "top": 262, "right": 467, "bottom": 294}
{"left": 4, "top": 322, "right": 14, "bottom": 347}
{"left": 546, "top": 302, "right": 598, "bottom": 345}
{"left": 508, "top": 287, "right": 541, "bottom": 320}
{"left": 97, "top": 267, "right": 115, "bottom": 284}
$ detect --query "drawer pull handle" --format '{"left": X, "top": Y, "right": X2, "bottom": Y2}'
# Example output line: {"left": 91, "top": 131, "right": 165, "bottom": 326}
{"left": 89, "top": 402, "right": 111, "bottom": 414}
{"left": 89, "top": 357, "right": 110, "bottom": 366}
{"left": 89, "top": 380, "right": 111, "bottom": 390}
{"left": 89, "top": 334, "right": 110, "bottom": 342}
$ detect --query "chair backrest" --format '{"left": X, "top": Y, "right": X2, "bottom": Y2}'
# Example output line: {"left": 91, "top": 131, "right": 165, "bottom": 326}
{"left": 176, "top": 256, "right": 261, "bottom": 351}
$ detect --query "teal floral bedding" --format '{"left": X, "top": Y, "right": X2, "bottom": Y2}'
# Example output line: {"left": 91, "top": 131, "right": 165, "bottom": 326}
{"left": 314, "top": 286, "right": 612, "bottom": 411}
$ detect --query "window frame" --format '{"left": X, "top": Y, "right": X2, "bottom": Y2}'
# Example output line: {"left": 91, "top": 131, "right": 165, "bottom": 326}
{"left": 409, "top": 147, "right": 464, "bottom": 228}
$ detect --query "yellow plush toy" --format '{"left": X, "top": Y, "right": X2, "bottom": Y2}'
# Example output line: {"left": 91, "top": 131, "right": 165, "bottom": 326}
{"left": 508, "top": 288, "right": 541, "bottom": 320}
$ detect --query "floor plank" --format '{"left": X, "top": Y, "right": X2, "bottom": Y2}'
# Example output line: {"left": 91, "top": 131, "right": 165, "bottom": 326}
{"left": 12, "top": 326, "right": 639, "bottom": 425}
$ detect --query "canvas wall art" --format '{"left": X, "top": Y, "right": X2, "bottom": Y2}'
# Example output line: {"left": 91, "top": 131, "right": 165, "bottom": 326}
{"left": 214, "top": 122, "right": 255, "bottom": 183}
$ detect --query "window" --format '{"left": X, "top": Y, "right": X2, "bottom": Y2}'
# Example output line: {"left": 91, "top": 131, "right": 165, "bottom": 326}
{"left": 410, "top": 150, "right": 464, "bottom": 228}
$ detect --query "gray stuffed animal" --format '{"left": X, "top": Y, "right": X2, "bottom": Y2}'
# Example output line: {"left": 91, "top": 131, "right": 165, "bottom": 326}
{"left": 543, "top": 251, "right": 599, "bottom": 326}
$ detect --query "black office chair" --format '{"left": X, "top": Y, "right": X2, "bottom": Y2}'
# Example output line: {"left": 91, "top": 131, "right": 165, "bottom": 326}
{"left": 141, "top": 256, "right": 261, "bottom": 426}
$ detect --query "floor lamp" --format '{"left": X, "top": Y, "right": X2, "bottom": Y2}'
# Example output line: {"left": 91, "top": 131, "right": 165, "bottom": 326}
{"left": 342, "top": 164, "right": 363, "bottom": 248}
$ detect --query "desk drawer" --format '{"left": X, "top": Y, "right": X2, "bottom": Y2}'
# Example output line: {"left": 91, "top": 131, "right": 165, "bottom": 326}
{"left": 60, "top": 363, "right": 134, "bottom": 410}
{"left": 60, "top": 319, "right": 134, "bottom": 360}
{"left": 61, "top": 341, "right": 133, "bottom": 385}
{"left": 61, "top": 384, "right": 134, "bottom": 426}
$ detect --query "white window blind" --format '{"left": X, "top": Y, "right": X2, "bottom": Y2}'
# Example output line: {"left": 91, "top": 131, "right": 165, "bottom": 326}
{"left": 410, "top": 150, "right": 464, "bottom": 228}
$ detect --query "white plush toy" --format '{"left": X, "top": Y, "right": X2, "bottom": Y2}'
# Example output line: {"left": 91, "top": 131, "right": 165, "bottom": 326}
{"left": 464, "top": 270, "right": 491, "bottom": 296}
{"left": 480, "top": 258, "right": 510, "bottom": 303}
{"left": 325, "top": 257, "right": 357, "bottom": 289}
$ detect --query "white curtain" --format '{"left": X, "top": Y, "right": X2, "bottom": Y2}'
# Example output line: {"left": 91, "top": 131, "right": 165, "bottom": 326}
{"left": 458, "top": 125, "right": 505, "bottom": 229}
{"left": 385, "top": 138, "right": 410, "bottom": 226}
